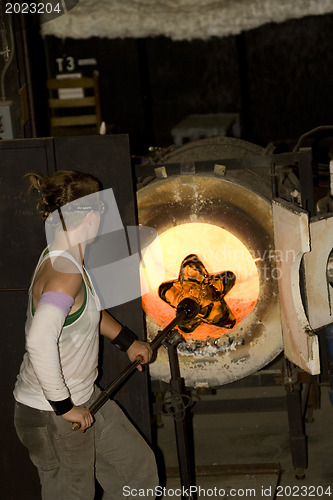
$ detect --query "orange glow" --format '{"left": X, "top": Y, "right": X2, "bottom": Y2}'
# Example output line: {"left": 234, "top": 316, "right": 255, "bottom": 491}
{"left": 140, "top": 223, "right": 259, "bottom": 340}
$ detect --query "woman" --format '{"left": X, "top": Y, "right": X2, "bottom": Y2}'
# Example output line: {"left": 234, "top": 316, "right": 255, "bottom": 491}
{"left": 13, "top": 170, "right": 158, "bottom": 499}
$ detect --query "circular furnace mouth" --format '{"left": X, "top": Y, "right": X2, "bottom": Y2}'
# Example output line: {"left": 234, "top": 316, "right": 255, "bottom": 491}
{"left": 138, "top": 174, "right": 283, "bottom": 387}
{"left": 141, "top": 222, "right": 259, "bottom": 348}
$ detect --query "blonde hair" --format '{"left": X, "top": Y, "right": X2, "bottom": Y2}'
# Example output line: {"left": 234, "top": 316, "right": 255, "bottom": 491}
{"left": 27, "top": 170, "right": 101, "bottom": 229}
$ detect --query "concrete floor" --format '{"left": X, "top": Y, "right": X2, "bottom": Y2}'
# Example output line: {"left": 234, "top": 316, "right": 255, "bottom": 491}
{"left": 154, "top": 369, "right": 333, "bottom": 499}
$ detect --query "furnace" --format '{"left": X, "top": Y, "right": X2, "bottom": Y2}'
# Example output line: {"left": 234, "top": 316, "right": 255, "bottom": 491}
{"left": 137, "top": 137, "right": 332, "bottom": 389}
{"left": 138, "top": 173, "right": 283, "bottom": 387}
{"left": 137, "top": 138, "right": 287, "bottom": 387}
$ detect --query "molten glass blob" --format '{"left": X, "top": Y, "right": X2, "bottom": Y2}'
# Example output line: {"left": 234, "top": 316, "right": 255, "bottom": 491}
{"left": 159, "top": 254, "right": 236, "bottom": 333}
{"left": 140, "top": 223, "right": 259, "bottom": 341}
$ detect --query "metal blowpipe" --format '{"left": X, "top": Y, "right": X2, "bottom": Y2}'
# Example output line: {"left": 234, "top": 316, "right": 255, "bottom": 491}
{"left": 71, "top": 298, "right": 199, "bottom": 430}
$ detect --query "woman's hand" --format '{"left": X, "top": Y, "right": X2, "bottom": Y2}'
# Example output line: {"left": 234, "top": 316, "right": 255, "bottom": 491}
{"left": 61, "top": 405, "right": 93, "bottom": 432}
{"left": 127, "top": 340, "right": 152, "bottom": 371}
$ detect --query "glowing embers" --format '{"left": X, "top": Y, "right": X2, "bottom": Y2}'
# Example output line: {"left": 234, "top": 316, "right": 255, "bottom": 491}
{"left": 141, "top": 222, "right": 260, "bottom": 342}
{"left": 159, "top": 254, "right": 236, "bottom": 333}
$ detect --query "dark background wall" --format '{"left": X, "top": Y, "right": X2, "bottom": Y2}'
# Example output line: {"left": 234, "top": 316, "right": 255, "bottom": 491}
{"left": 39, "top": 13, "right": 333, "bottom": 155}
{"left": 1, "top": 9, "right": 333, "bottom": 498}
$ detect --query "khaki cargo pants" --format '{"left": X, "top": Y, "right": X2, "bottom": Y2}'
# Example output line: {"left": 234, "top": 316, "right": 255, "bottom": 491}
{"left": 14, "top": 387, "right": 159, "bottom": 499}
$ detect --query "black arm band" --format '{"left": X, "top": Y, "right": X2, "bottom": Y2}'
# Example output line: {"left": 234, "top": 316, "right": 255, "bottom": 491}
{"left": 48, "top": 397, "right": 74, "bottom": 416}
{"left": 112, "top": 326, "right": 137, "bottom": 352}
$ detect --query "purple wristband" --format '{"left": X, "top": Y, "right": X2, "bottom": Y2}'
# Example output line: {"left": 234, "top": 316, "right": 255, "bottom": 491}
{"left": 38, "top": 292, "right": 74, "bottom": 315}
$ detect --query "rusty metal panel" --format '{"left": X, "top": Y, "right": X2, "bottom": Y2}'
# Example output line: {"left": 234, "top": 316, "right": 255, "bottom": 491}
{"left": 303, "top": 215, "right": 333, "bottom": 330}
{"left": 272, "top": 199, "right": 320, "bottom": 374}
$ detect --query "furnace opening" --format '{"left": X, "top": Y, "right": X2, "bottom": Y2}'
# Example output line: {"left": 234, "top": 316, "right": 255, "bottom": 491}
{"left": 140, "top": 222, "right": 259, "bottom": 344}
